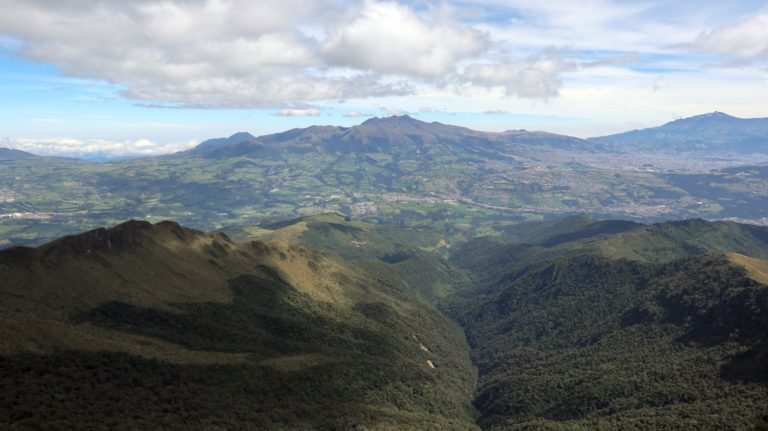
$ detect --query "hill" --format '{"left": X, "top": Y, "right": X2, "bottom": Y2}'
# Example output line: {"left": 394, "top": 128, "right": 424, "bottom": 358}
{"left": 591, "top": 112, "right": 768, "bottom": 153}
{"left": 0, "top": 220, "right": 478, "bottom": 429}
{"left": 447, "top": 218, "right": 768, "bottom": 430}
{"left": 219, "top": 212, "right": 472, "bottom": 305}
{"left": 0, "top": 147, "right": 35, "bottom": 159}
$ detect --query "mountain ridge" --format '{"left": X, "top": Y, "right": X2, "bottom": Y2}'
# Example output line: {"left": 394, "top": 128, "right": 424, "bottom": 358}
{"left": 182, "top": 114, "right": 596, "bottom": 159}
{"left": 2, "top": 215, "right": 768, "bottom": 428}
{"left": 591, "top": 111, "right": 768, "bottom": 153}
{"left": 0, "top": 218, "right": 479, "bottom": 429}
{"left": 0, "top": 147, "right": 35, "bottom": 159}
{"left": 6, "top": 111, "right": 768, "bottom": 160}
{"left": 447, "top": 216, "right": 768, "bottom": 430}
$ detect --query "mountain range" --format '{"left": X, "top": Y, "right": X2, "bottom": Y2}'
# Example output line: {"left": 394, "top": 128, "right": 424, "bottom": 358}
{"left": 179, "top": 111, "right": 768, "bottom": 159}
{"left": 1, "top": 214, "right": 767, "bottom": 429}
{"left": 4, "top": 112, "right": 768, "bottom": 162}
{"left": 1, "top": 112, "right": 768, "bottom": 252}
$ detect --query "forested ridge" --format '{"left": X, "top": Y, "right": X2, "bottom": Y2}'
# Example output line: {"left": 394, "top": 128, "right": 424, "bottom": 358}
{"left": 447, "top": 217, "right": 768, "bottom": 430}
{"left": 1, "top": 215, "right": 767, "bottom": 429}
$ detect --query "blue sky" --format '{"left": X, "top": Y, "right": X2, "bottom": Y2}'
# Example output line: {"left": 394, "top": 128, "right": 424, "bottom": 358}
{"left": 0, "top": 0, "right": 767, "bottom": 158}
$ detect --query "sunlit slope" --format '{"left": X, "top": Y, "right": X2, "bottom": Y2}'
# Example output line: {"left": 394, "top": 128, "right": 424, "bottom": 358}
{"left": 727, "top": 252, "right": 768, "bottom": 284}
{"left": 221, "top": 212, "right": 472, "bottom": 304}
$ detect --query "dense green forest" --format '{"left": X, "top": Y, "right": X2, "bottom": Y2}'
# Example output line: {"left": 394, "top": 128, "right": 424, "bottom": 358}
{"left": 447, "top": 219, "right": 768, "bottom": 430}
{"left": 0, "top": 219, "right": 478, "bottom": 430}
{"left": 1, "top": 214, "right": 767, "bottom": 429}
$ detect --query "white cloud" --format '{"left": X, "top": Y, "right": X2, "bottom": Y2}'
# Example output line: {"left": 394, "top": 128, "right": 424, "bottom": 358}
{"left": 322, "top": 1, "right": 488, "bottom": 77}
{"left": 0, "top": 0, "right": 419, "bottom": 107}
{"left": 272, "top": 108, "right": 322, "bottom": 117}
{"left": 8, "top": 137, "right": 196, "bottom": 158}
{"left": 467, "top": 0, "right": 700, "bottom": 54}
{"left": 1, "top": 0, "right": 766, "bottom": 124}
{"left": 695, "top": 12, "right": 768, "bottom": 59}
{"left": 0, "top": 0, "right": 496, "bottom": 107}
{"left": 462, "top": 53, "right": 570, "bottom": 98}
{"left": 343, "top": 111, "right": 366, "bottom": 118}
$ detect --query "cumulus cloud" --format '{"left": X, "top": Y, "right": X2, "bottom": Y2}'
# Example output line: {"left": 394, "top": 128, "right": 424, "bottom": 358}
{"left": 695, "top": 12, "right": 768, "bottom": 59}
{"left": 462, "top": 53, "right": 571, "bottom": 99}
{"left": 8, "top": 137, "right": 196, "bottom": 159}
{"left": 322, "top": 1, "right": 488, "bottom": 77}
{"left": 0, "top": 0, "right": 502, "bottom": 107}
{"left": 0, "top": 0, "right": 419, "bottom": 107}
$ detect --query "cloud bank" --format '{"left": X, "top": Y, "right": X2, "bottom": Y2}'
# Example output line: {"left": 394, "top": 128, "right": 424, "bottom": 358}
{"left": 8, "top": 137, "right": 195, "bottom": 159}
{"left": 0, "top": 0, "right": 587, "bottom": 108}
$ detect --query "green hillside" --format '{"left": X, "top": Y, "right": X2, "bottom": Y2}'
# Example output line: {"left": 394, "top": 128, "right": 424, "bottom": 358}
{"left": 448, "top": 218, "right": 768, "bottom": 430}
{"left": 220, "top": 212, "right": 471, "bottom": 305}
{"left": 2, "top": 216, "right": 768, "bottom": 429}
{"left": 0, "top": 220, "right": 478, "bottom": 430}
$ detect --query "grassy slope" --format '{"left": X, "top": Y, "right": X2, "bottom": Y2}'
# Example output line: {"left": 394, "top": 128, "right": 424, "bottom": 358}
{"left": 728, "top": 252, "right": 768, "bottom": 284}
{"left": 0, "top": 220, "right": 478, "bottom": 430}
{"left": 221, "top": 213, "right": 472, "bottom": 305}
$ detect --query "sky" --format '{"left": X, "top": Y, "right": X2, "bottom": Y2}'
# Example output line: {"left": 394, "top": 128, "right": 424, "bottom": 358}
{"left": 0, "top": 0, "right": 767, "bottom": 158}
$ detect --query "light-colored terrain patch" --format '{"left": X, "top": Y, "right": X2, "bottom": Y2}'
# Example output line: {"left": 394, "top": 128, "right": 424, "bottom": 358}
{"left": 259, "top": 240, "right": 380, "bottom": 304}
{"left": 263, "top": 220, "right": 309, "bottom": 243}
{"left": 420, "top": 238, "right": 448, "bottom": 252}
{"left": 726, "top": 252, "right": 768, "bottom": 284}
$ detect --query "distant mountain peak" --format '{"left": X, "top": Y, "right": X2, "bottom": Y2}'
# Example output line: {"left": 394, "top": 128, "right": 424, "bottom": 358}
{"left": 682, "top": 111, "right": 736, "bottom": 121}
{"left": 227, "top": 131, "right": 257, "bottom": 140}
{"left": 361, "top": 115, "right": 423, "bottom": 126}
{"left": 704, "top": 111, "right": 733, "bottom": 118}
